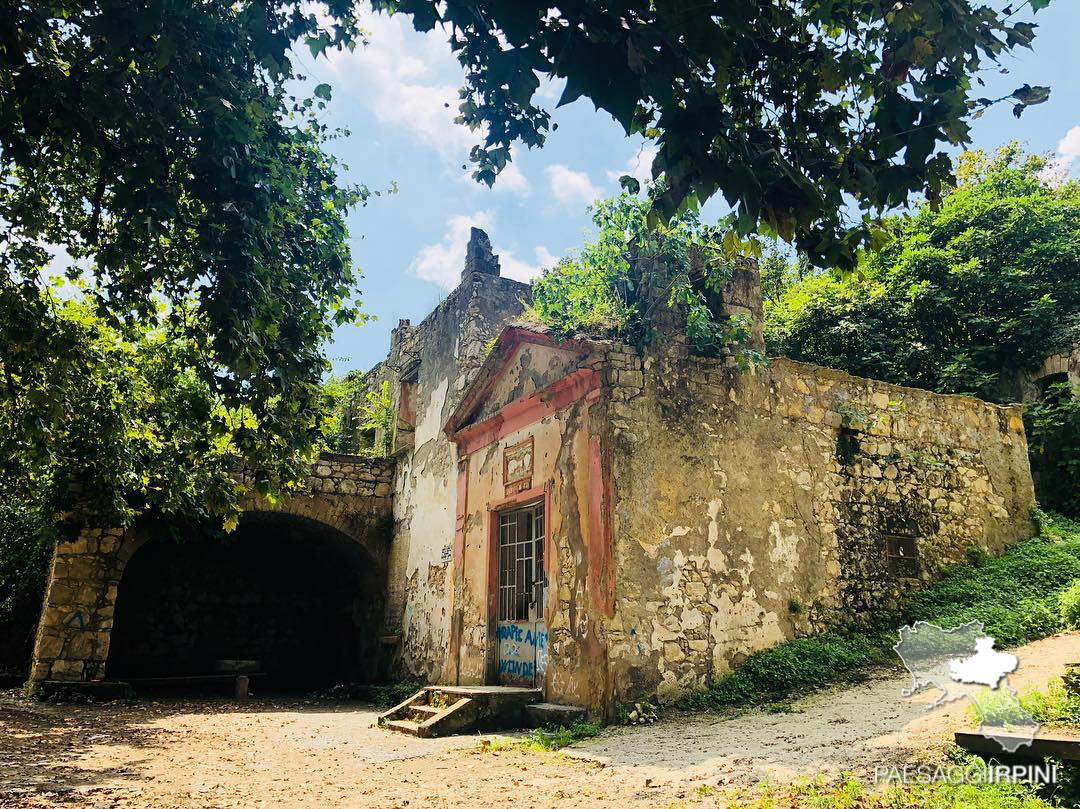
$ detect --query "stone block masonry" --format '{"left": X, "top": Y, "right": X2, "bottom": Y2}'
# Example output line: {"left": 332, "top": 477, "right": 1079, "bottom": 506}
{"left": 30, "top": 454, "right": 395, "bottom": 686}
{"left": 603, "top": 346, "right": 1034, "bottom": 706}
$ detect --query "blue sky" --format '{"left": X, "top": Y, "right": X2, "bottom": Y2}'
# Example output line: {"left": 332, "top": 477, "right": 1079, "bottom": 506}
{"left": 312, "top": 4, "right": 1080, "bottom": 375}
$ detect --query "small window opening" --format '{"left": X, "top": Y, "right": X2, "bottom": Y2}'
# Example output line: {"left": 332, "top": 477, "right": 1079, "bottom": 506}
{"left": 886, "top": 534, "right": 919, "bottom": 578}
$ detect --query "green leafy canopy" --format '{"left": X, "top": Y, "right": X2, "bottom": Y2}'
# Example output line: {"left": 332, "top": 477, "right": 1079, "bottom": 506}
{"left": 766, "top": 144, "right": 1080, "bottom": 402}
{"left": 0, "top": 1, "right": 1060, "bottom": 532}
{"left": 1, "top": 1, "right": 381, "bottom": 528}
{"left": 379, "top": 0, "right": 1055, "bottom": 268}
{"left": 765, "top": 144, "right": 1080, "bottom": 516}
{"left": 1, "top": 296, "right": 262, "bottom": 532}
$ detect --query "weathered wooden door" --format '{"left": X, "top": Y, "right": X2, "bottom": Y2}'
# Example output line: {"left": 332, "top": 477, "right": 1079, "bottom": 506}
{"left": 496, "top": 501, "right": 547, "bottom": 687}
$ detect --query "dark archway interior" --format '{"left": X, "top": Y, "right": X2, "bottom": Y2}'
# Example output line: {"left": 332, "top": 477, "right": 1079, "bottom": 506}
{"left": 1038, "top": 371, "right": 1070, "bottom": 400}
{"left": 107, "top": 513, "right": 385, "bottom": 692}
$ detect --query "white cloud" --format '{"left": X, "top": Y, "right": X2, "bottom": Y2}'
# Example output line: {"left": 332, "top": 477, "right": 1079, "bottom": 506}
{"left": 409, "top": 213, "right": 556, "bottom": 288}
{"left": 323, "top": 9, "right": 477, "bottom": 161}
{"left": 500, "top": 245, "right": 559, "bottom": 283}
{"left": 546, "top": 164, "right": 601, "bottom": 205}
{"left": 493, "top": 147, "right": 531, "bottom": 196}
{"left": 607, "top": 145, "right": 658, "bottom": 188}
{"left": 535, "top": 246, "right": 559, "bottom": 271}
{"left": 410, "top": 212, "right": 494, "bottom": 288}
{"left": 1040, "top": 125, "right": 1080, "bottom": 185}
{"left": 1058, "top": 125, "right": 1080, "bottom": 164}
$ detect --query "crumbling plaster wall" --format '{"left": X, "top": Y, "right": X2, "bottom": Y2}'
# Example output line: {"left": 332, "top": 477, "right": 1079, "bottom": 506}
{"left": 374, "top": 272, "right": 531, "bottom": 681}
{"left": 470, "top": 341, "right": 582, "bottom": 425}
{"left": 451, "top": 340, "right": 614, "bottom": 711}
{"left": 603, "top": 344, "right": 1036, "bottom": 706}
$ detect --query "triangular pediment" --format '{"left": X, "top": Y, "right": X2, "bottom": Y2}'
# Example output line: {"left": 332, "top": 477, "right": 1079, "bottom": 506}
{"left": 444, "top": 326, "right": 594, "bottom": 437}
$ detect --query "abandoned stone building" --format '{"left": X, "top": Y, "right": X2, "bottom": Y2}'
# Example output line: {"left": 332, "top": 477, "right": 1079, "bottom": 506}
{"left": 1000, "top": 342, "right": 1080, "bottom": 404}
{"left": 30, "top": 228, "right": 1036, "bottom": 718}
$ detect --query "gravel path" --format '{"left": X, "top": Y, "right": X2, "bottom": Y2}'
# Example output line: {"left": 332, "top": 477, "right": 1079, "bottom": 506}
{"left": 568, "top": 631, "right": 1080, "bottom": 786}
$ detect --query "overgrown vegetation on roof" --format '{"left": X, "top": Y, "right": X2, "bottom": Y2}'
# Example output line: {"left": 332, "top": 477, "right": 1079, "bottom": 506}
{"left": 525, "top": 185, "right": 755, "bottom": 358}
{"left": 320, "top": 375, "right": 394, "bottom": 458}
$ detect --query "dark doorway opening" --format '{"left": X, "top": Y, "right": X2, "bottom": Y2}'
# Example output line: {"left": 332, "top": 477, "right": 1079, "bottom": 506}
{"left": 107, "top": 513, "right": 384, "bottom": 693}
{"left": 1037, "top": 371, "right": 1070, "bottom": 402}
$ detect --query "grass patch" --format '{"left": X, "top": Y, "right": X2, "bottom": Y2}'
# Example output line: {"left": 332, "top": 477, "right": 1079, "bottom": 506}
{"left": 680, "top": 630, "right": 893, "bottom": 710}
{"left": 763, "top": 766, "right": 1055, "bottom": 809}
{"left": 766, "top": 702, "right": 801, "bottom": 714}
{"left": 480, "top": 720, "right": 602, "bottom": 753}
{"left": 705, "top": 755, "right": 1060, "bottom": 809}
{"left": 968, "top": 677, "right": 1080, "bottom": 730}
{"left": 903, "top": 513, "right": 1080, "bottom": 647}
{"left": 681, "top": 512, "right": 1080, "bottom": 711}
{"left": 368, "top": 680, "right": 424, "bottom": 708}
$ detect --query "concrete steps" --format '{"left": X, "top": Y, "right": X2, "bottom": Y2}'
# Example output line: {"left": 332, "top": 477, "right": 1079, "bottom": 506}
{"left": 378, "top": 685, "right": 545, "bottom": 738}
{"left": 407, "top": 704, "right": 442, "bottom": 722}
{"left": 524, "top": 702, "right": 586, "bottom": 728}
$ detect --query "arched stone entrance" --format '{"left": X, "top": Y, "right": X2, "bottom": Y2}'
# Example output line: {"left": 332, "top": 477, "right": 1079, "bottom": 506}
{"left": 106, "top": 512, "right": 386, "bottom": 689}
{"left": 29, "top": 454, "right": 394, "bottom": 688}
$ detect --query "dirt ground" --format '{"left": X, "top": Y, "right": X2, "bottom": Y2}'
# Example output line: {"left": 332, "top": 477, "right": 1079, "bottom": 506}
{"left": 2, "top": 632, "right": 1076, "bottom": 809}
{"left": 569, "top": 631, "right": 1080, "bottom": 786}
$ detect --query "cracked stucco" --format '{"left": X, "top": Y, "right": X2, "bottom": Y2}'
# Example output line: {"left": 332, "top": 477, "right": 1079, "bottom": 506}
{"left": 606, "top": 342, "right": 1035, "bottom": 706}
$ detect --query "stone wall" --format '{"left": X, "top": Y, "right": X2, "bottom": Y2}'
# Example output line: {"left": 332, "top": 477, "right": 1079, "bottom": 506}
{"left": 602, "top": 342, "right": 1036, "bottom": 705}
{"left": 30, "top": 454, "right": 394, "bottom": 685}
{"left": 238, "top": 453, "right": 395, "bottom": 538}
{"left": 997, "top": 342, "right": 1080, "bottom": 403}
{"left": 366, "top": 235, "right": 532, "bottom": 682}
{"left": 407, "top": 259, "right": 1035, "bottom": 714}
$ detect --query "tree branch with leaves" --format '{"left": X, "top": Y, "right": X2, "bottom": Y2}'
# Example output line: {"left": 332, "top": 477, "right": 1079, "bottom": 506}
{"left": 379, "top": 0, "right": 1054, "bottom": 267}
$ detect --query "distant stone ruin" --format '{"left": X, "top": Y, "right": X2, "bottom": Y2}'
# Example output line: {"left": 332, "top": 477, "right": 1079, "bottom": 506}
{"left": 462, "top": 227, "right": 500, "bottom": 279}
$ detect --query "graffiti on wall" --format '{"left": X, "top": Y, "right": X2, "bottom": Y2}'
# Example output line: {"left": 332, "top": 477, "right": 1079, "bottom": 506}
{"left": 497, "top": 621, "right": 547, "bottom": 683}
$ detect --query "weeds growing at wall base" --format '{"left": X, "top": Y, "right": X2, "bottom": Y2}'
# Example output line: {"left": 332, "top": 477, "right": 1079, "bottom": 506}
{"left": 480, "top": 720, "right": 602, "bottom": 753}
{"left": 682, "top": 511, "right": 1080, "bottom": 711}
{"left": 312, "top": 679, "right": 423, "bottom": 708}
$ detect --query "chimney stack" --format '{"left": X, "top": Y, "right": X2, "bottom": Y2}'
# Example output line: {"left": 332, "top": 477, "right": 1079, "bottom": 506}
{"left": 462, "top": 227, "right": 500, "bottom": 279}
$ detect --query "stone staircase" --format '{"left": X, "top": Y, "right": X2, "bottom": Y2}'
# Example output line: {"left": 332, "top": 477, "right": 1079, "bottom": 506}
{"left": 378, "top": 685, "right": 545, "bottom": 738}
